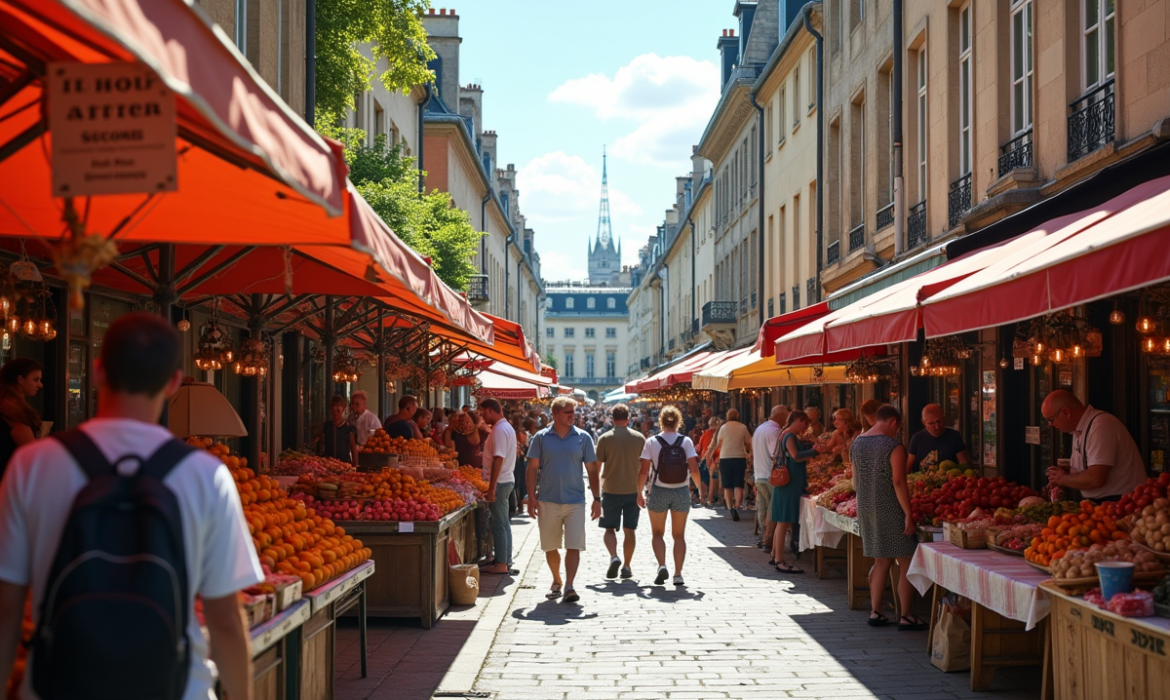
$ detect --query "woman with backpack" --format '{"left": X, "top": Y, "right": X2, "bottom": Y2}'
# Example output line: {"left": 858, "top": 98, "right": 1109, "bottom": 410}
{"left": 636, "top": 406, "right": 704, "bottom": 586}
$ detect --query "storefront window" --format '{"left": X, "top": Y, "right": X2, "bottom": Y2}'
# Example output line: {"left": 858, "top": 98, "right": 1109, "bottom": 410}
{"left": 68, "top": 341, "right": 87, "bottom": 429}
{"left": 1147, "top": 355, "right": 1170, "bottom": 473}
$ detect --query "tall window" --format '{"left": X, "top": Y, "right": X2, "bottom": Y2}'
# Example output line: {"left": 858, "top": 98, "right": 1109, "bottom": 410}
{"left": 917, "top": 48, "right": 928, "bottom": 202}
{"left": 606, "top": 327, "right": 616, "bottom": 338}
{"left": 546, "top": 327, "right": 554, "bottom": 338}
{"left": 887, "top": 74, "right": 895, "bottom": 202}
{"left": 565, "top": 297, "right": 574, "bottom": 309}
{"left": 766, "top": 103, "right": 773, "bottom": 147}
{"left": 565, "top": 352, "right": 575, "bottom": 377}
{"left": 586, "top": 353, "right": 595, "bottom": 378}
{"left": 607, "top": 297, "right": 616, "bottom": 309}
{"left": 606, "top": 352, "right": 616, "bottom": 378}
{"left": 808, "top": 48, "right": 817, "bottom": 111}
{"left": 958, "top": 4, "right": 973, "bottom": 176}
{"left": 1083, "top": 0, "right": 1115, "bottom": 90}
{"left": 587, "top": 297, "right": 595, "bottom": 309}
{"left": 1011, "top": 0, "right": 1034, "bottom": 135}
{"left": 750, "top": 127, "right": 757, "bottom": 184}
{"left": 779, "top": 86, "right": 787, "bottom": 142}
{"left": 585, "top": 328, "right": 595, "bottom": 338}
{"left": 793, "top": 67, "right": 801, "bottom": 127}
{"left": 234, "top": 0, "right": 247, "bottom": 51}
{"left": 564, "top": 328, "right": 575, "bottom": 338}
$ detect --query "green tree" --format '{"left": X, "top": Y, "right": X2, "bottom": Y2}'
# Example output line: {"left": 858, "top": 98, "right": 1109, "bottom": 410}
{"left": 333, "top": 129, "right": 482, "bottom": 291}
{"left": 314, "top": 0, "right": 435, "bottom": 127}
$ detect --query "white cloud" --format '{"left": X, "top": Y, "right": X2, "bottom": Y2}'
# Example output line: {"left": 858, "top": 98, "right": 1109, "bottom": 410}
{"left": 538, "top": 250, "right": 578, "bottom": 283}
{"left": 516, "top": 151, "right": 642, "bottom": 228}
{"left": 549, "top": 54, "right": 720, "bottom": 168}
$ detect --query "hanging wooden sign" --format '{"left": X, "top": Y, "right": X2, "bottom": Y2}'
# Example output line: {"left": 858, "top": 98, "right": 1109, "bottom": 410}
{"left": 47, "top": 62, "right": 177, "bottom": 196}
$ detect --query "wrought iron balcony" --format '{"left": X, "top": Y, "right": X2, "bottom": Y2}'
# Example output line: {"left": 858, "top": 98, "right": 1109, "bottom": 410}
{"left": 849, "top": 223, "right": 865, "bottom": 251}
{"left": 948, "top": 174, "right": 972, "bottom": 230}
{"left": 701, "top": 301, "right": 737, "bottom": 326}
{"left": 998, "top": 130, "right": 1033, "bottom": 177}
{"left": 876, "top": 202, "right": 895, "bottom": 231}
{"left": 467, "top": 274, "right": 489, "bottom": 303}
{"left": 826, "top": 240, "right": 840, "bottom": 265}
{"left": 668, "top": 338, "right": 676, "bottom": 351}
{"left": 1068, "top": 80, "right": 1114, "bottom": 162}
{"left": 907, "top": 200, "right": 927, "bottom": 250}
{"left": 739, "top": 298, "right": 748, "bottom": 316}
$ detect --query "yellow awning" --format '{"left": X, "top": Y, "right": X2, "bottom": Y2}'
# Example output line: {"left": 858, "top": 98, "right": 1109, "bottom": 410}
{"left": 693, "top": 349, "right": 849, "bottom": 392}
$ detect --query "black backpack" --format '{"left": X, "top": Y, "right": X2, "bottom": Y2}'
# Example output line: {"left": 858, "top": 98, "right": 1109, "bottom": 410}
{"left": 32, "top": 430, "right": 198, "bottom": 700}
{"left": 653, "top": 435, "right": 690, "bottom": 485}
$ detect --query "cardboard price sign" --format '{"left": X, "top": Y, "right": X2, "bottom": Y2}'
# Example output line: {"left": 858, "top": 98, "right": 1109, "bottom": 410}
{"left": 47, "top": 62, "right": 177, "bottom": 196}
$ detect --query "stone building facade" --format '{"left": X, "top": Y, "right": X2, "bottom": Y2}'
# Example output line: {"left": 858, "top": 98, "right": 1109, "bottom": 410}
{"left": 543, "top": 286, "right": 631, "bottom": 400}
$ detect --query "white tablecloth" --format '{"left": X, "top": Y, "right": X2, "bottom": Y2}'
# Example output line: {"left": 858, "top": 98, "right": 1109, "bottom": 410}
{"left": 797, "top": 498, "right": 850, "bottom": 551}
{"left": 907, "top": 541, "right": 1051, "bottom": 630}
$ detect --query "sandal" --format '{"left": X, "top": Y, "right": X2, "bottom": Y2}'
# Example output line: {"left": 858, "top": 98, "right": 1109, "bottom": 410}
{"left": 562, "top": 588, "right": 580, "bottom": 603}
{"left": 545, "top": 583, "right": 563, "bottom": 600}
{"left": 868, "top": 611, "right": 891, "bottom": 627}
{"left": 775, "top": 562, "right": 805, "bottom": 574}
{"left": 898, "top": 615, "right": 929, "bottom": 631}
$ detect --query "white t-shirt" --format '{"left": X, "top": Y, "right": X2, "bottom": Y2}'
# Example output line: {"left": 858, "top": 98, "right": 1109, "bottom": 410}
{"left": 483, "top": 419, "right": 517, "bottom": 484}
{"left": 640, "top": 431, "right": 698, "bottom": 488}
{"left": 0, "top": 418, "right": 264, "bottom": 700}
{"left": 716, "top": 420, "right": 752, "bottom": 458}
{"left": 1071, "top": 406, "right": 1147, "bottom": 500}
{"left": 352, "top": 410, "right": 382, "bottom": 445}
{"left": 751, "top": 420, "right": 783, "bottom": 480}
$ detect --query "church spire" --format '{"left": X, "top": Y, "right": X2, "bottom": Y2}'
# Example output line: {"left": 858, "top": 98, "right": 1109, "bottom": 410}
{"left": 596, "top": 147, "right": 613, "bottom": 250}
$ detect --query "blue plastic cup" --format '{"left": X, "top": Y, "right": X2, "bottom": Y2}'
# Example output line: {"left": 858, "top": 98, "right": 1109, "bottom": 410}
{"left": 1096, "top": 561, "right": 1136, "bottom": 601}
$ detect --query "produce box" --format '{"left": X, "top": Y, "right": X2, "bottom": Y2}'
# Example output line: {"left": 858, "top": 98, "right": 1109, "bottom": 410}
{"left": 358, "top": 453, "right": 397, "bottom": 472}
{"left": 241, "top": 592, "right": 272, "bottom": 628}
{"left": 944, "top": 521, "right": 987, "bottom": 549}
{"left": 270, "top": 575, "right": 304, "bottom": 612}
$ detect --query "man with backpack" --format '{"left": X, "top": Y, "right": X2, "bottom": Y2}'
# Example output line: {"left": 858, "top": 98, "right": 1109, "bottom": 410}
{"left": 0, "top": 313, "right": 263, "bottom": 700}
{"left": 636, "top": 406, "right": 703, "bottom": 586}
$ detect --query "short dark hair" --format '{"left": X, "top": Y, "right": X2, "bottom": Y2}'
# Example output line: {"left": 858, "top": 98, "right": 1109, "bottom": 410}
{"left": 398, "top": 395, "right": 418, "bottom": 410}
{"left": 479, "top": 398, "right": 502, "bottom": 414}
{"left": 785, "top": 410, "right": 809, "bottom": 428}
{"left": 611, "top": 403, "right": 630, "bottom": 421}
{"left": 100, "top": 312, "right": 180, "bottom": 395}
{"left": 330, "top": 395, "right": 347, "bottom": 409}
{"left": 876, "top": 405, "right": 902, "bottom": 423}
{"left": 0, "top": 357, "right": 42, "bottom": 388}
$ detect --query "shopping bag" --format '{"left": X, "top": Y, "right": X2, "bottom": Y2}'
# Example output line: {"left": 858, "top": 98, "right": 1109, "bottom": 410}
{"left": 930, "top": 605, "right": 971, "bottom": 672}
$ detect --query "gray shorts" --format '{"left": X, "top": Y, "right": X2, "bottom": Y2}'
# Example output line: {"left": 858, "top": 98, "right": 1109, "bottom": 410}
{"left": 647, "top": 485, "right": 692, "bottom": 513}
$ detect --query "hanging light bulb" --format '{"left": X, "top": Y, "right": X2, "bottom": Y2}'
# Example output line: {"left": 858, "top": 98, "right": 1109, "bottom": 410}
{"left": 1031, "top": 354, "right": 1043, "bottom": 366}
{"left": 1071, "top": 344, "right": 1083, "bottom": 358}
{"left": 1034, "top": 340, "right": 1045, "bottom": 354}
{"left": 1143, "top": 336, "right": 1158, "bottom": 353}
{"left": 5, "top": 317, "right": 19, "bottom": 334}
{"left": 920, "top": 356, "right": 930, "bottom": 368}
{"left": 177, "top": 319, "right": 191, "bottom": 332}
{"left": 1109, "top": 303, "right": 1125, "bottom": 325}
{"left": 21, "top": 319, "right": 35, "bottom": 337}
{"left": 1050, "top": 348, "right": 1065, "bottom": 363}
{"left": 43, "top": 327, "right": 56, "bottom": 341}
{"left": 1163, "top": 337, "right": 1170, "bottom": 355}
{"left": 1137, "top": 316, "right": 1156, "bottom": 334}
{"left": 999, "top": 357, "right": 1010, "bottom": 369}
{"left": 0, "top": 296, "right": 11, "bottom": 316}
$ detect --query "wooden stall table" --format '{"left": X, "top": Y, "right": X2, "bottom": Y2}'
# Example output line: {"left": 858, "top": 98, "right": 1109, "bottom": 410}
{"left": 343, "top": 503, "right": 477, "bottom": 628}
{"left": 220, "top": 599, "right": 311, "bottom": 700}
{"left": 907, "top": 542, "right": 1052, "bottom": 696}
{"left": 1043, "top": 582, "right": 1170, "bottom": 700}
{"left": 298, "top": 561, "right": 375, "bottom": 700}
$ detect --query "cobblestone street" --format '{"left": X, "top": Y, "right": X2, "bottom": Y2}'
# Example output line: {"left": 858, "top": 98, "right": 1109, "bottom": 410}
{"left": 338, "top": 504, "right": 1043, "bottom": 700}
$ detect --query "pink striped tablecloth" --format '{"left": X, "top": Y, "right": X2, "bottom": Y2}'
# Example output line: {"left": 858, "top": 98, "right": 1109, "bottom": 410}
{"left": 907, "top": 541, "right": 1051, "bottom": 630}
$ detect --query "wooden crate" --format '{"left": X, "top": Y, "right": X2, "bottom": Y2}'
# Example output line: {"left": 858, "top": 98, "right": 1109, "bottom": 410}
{"left": 845, "top": 533, "right": 900, "bottom": 617}
{"left": 300, "top": 607, "right": 334, "bottom": 700}
{"left": 252, "top": 643, "right": 284, "bottom": 700}
{"left": 944, "top": 521, "right": 987, "bottom": 549}
{"left": 1046, "top": 582, "right": 1170, "bottom": 700}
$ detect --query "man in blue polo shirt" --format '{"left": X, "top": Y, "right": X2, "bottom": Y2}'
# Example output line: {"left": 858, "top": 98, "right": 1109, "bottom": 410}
{"left": 527, "top": 396, "right": 601, "bottom": 604}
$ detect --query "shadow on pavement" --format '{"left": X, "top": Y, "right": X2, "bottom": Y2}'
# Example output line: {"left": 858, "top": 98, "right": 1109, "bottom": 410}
{"left": 334, "top": 617, "right": 477, "bottom": 700}
{"left": 510, "top": 598, "right": 601, "bottom": 625}
{"left": 584, "top": 579, "right": 652, "bottom": 599}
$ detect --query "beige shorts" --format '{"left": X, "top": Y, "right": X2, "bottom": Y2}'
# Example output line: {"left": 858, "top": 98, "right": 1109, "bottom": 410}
{"left": 537, "top": 501, "right": 587, "bottom": 552}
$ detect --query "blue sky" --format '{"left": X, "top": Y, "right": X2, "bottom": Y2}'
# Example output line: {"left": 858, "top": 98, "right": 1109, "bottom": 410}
{"left": 452, "top": 0, "right": 731, "bottom": 282}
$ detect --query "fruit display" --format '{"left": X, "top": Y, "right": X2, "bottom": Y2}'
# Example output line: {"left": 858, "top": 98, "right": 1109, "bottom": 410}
{"left": 457, "top": 465, "right": 490, "bottom": 493}
{"left": 274, "top": 452, "right": 353, "bottom": 477}
{"left": 991, "top": 523, "right": 1045, "bottom": 552}
{"left": 1126, "top": 498, "right": 1170, "bottom": 553}
{"left": 295, "top": 494, "right": 443, "bottom": 522}
{"left": 1107, "top": 589, "right": 1155, "bottom": 617}
{"left": 1117, "top": 473, "right": 1170, "bottom": 517}
{"left": 1051, "top": 539, "right": 1164, "bottom": 580}
{"left": 805, "top": 455, "right": 849, "bottom": 496}
{"left": 1015, "top": 500, "right": 1081, "bottom": 523}
{"left": 1025, "top": 501, "right": 1126, "bottom": 567}
{"left": 315, "top": 477, "right": 362, "bottom": 500}
{"left": 910, "top": 476, "right": 1038, "bottom": 526}
{"left": 815, "top": 480, "right": 855, "bottom": 510}
{"left": 360, "top": 429, "right": 394, "bottom": 454}
{"left": 835, "top": 497, "right": 857, "bottom": 517}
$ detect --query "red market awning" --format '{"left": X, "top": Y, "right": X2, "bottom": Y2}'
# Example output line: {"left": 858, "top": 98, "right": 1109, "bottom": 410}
{"left": 754, "top": 302, "right": 832, "bottom": 356}
{"left": 476, "top": 368, "right": 550, "bottom": 401}
{"left": 922, "top": 174, "right": 1170, "bottom": 337}
{"left": 627, "top": 350, "right": 714, "bottom": 394}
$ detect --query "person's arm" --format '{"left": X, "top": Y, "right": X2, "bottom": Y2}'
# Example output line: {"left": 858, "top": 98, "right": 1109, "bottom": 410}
{"left": 905, "top": 451, "right": 918, "bottom": 474}
{"left": 687, "top": 456, "right": 704, "bottom": 502}
{"left": 586, "top": 460, "right": 602, "bottom": 520}
{"left": 410, "top": 422, "right": 423, "bottom": 440}
{"left": 890, "top": 444, "right": 915, "bottom": 536}
{"left": 636, "top": 458, "right": 652, "bottom": 509}
{"left": 526, "top": 457, "right": 540, "bottom": 517}
{"left": 467, "top": 428, "right": 482, "bottom": 445}
{"left": 443, "top": 428, "right": 456, "bottom": 450}
{"left": 203, "top": 592, "right": 254, "bottom": 700}
{"left": 743, "top": 429, "right": 753, "bottom": 458}
{"left": 0, "top": 580, "right": 27, "bottom": 694}
{"left": 10, "top": 424, "right": 34, "bottom": 446}
{"left": 784, "top": 433, "right": 819, "bottom": 462}
{"left": 956, "top": 450, "right": 971, "bottom": 465}
{"left": 1051, "top": 464, "right": 1111, "bottom": 491}
{"left": 487, "top": 455, "right": 504, "bottom": 501}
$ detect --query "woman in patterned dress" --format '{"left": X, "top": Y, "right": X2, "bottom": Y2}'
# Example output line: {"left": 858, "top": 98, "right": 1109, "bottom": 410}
{"left": 851, "top": 405, "right": 927, "bottom": 630}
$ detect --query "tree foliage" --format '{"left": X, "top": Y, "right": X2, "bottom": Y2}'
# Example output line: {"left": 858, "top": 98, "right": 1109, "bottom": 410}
{"left": 331, "top": 129, "right": 482, "bottom": 291}
{"left": 314, "top": 0, "right": 435, "bottom": 126}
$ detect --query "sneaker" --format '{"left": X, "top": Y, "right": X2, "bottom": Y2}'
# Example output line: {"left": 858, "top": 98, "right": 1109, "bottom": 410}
{"left": 620, "top": 566, "right": 633, "bottom": 579}
{"left": 654, "top": 565, "right": 669, "bottom": 585}
{"left": 731, "top": 508, "right": 740, "bottom": 521}
{"left": 606, "top": 557, "right": 621, "bottom": 579}
{"left": 673, "top": 575, "right": 684, "bottom": 586}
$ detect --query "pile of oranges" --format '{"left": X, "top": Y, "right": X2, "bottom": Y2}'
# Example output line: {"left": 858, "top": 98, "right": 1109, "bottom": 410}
{"left": 388, "top": 436, "right": 439, "bottom": 458}
{"left": 457, "top": 465, "right": 489, "bottom": 493}
{"left": 360, "top": 429, "right": 394, "bottom": 454}
{"left": 1024, "top": 500, "right": 1127, "bottom": 567}
{"left": 187, "top": 437, "right": 247, "bottom": 470}
{"left": 234, "top": 468, "right": 284, "bottom": 506}
{"left": 415, "top": 480, "right": 466, "bottom": 514}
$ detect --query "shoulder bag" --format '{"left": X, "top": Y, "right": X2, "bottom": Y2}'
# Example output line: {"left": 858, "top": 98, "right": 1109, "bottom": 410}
{"left": 770, "top": 431, "right": 791, "bottom": 487}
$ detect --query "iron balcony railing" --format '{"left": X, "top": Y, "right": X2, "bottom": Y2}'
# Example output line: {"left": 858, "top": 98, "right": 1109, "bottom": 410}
{"left": 876, "top": 202, "right": 895, "bottom": 231}
{"left": 907, "top": 200, "right": 927, "bottom": 250}
{"left": 791, "top": 285, "right": 801, "bottom": 310}
{"left": 561, "top": 376, "right": 617, "bottom": 386}
{"left": 640, "top": 357, "right": 651, "bottom": 369}
{"left": 654, "top": 349, "right": 665, "bottom": 364}
{"left": 849, "top": 223, "right": 865, "bottom": 251}
{"left": 998, "top": 129, "right": 1033, "bottom": 177}
{"left": 702, "top": 300, "right": 737, "bottom": 325}
{"left": 739, "top": 298, "right": 748, "bottom": 316}
{"left": 1068, "top": 80, "right": 1115, "bottom": 162}
{"left": 826, "top": 240, "right": 840, "bottom": 265}
{"left": 467, "top": 274, "right": 489, "bottom": 303}
{"left": 948, "top": 174, "right": 972, "bottom": 230}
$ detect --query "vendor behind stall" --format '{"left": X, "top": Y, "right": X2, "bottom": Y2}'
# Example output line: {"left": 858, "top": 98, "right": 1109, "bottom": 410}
{"left": 1042, "top": 390, "right": 1147, "bottom": 502}
{"left": 348, "top": 390, "right": 381, "bottom": 446}
{"left": 445, "top": 410, "right": 487, "bottom": 467}
{"left": 383, "top": 395, "right": 422, "bottom": 440}
{"left": 323, "top": 395, "right": 358, "bottom": 467}
{"left": 906, "top": 403, "right": 970, "bottom": 473}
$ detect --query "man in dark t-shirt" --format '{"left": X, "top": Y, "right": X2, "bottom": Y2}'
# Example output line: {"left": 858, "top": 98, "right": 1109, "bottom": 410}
{"left": 907, "top": 403, "right": 971, "bottom": 472}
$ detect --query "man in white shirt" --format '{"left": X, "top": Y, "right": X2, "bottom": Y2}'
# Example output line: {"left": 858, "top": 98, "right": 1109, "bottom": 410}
{"left": 0, "top": 312, "right": 263, "bottom": 700}
{"left": 480, "top": 398, "right": 518, "bottom": 575}
{"left": 751, "top": 405, "right": 788, "bottom": 549}
{"left": 1042, "top": 390, "right": 1148, "bottom": 501}
{"left": 349, "top": 390, "right": 381, "bottom": 446}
